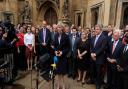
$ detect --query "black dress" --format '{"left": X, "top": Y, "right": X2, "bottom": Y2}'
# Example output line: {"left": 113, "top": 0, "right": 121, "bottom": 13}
{"left": 77, "top": 39, "right": 90, "bottom": 71}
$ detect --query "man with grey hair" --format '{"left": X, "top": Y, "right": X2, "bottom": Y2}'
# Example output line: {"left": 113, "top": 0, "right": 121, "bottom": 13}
{"left": 107, "top": 29, "right": 123, "bottom": 89}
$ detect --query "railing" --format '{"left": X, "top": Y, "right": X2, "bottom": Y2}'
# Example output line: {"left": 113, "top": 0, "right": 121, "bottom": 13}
{"left": 0, "top": 47, "right": 14, "bottom": 84}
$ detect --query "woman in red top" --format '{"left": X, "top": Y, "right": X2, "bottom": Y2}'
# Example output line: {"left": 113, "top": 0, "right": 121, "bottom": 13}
{"left": 16, "top": 26, "right": 27, "bottom": 70}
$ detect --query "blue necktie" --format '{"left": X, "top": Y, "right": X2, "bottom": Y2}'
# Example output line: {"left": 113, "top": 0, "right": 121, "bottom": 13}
{"left": 94, "top": 36, "right": 98, "bottom": 47}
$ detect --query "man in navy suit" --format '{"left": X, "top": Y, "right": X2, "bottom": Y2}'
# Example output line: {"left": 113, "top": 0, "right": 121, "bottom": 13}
{"left": 117, "top": 35, "right": 128, "bottom": 89}
{"left": 68, "top": 27, "right": 80, "bottom": 79}
{"left": 107, "top": 30, "right": 123, "bottom": 89}
{"left": 90, "top": 25, "right": 107, "bottom": 89}
{"left": 38, "top": 20, "right": 51, "bottom": 56}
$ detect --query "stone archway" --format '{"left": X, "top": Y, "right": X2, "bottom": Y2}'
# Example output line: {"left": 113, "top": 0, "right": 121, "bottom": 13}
{"left": 44, "top": 7, "right": 58, "bottom": 25}
{"left": 37, "top": 1, "right": 59, "bottom": 25}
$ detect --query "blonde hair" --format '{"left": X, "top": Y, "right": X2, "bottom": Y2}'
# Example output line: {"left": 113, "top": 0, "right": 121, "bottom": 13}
{"left": 81, "top": 29, "right": 88, "bottom": 39}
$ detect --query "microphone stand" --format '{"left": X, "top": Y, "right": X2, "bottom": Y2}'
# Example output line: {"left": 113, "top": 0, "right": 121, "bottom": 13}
{"left": 36, "top": 66, "right": 39, "bottom": 89}
{"left": 33, "top": 63, "right": 39, "bottom": 89}
{"left": 50, "top": 64, "right": 56, "bottom": 89}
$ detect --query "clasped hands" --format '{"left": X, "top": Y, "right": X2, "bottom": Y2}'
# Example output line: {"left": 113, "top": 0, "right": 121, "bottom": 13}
{"left": 55, "top": 51, "right": 62, "bottom": 57}
{"left": 117, "top": 65, "right": 124, "bottom": 72}
{"left": 42, "top": 42, "right": 47, "bottom": 46}
{"left": 91, "top": 53, "right": 96, "bottom": 61}
{"left": 107, "top": 57, "right": 117, "bottom": 64}
{"left": 78, "top": 51, "right": 87, "bottom": 59}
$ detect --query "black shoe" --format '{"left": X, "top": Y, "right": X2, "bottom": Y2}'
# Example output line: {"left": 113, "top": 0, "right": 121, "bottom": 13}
{"left": 72, "top": 76, "right": 76, "bottom": 80}
{"left": 77, "top": 79, "right": 81, "bottom": 82}
{"left": 82, "top": 81, "right": 85, "bottom": 85}
{"left": 86, "top": 80, "right": 94, "bottom": 84}
{"left": 96, "top": 86, "right": 100, "bottom": 89}
{"left": 68, "top": 74, "right": 72, "bottom": 78}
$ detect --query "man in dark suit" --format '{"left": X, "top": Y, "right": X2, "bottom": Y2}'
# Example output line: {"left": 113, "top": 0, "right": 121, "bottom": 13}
{"left": 117, "top": 35, "right": 128, "bottom": 89}
{"left": 76, "top": 26, "right": 82, "bottom": 37}
{"left": 38, "top": 20, "right": 51, "bottom": 56}
{"left": 107, "top": 30, "right": 123, "bottom": 89}
{"left": 68, "top": 27, "right": 80, "bottom": 79}
{"left": 38, "top": 21, "right": 52, "bottom": 74}
{"left": 90, "top": 25, "right": 107, "bottom": 89}
{"left": 65, "top": 26, "right": 71, "bottom": 37}
{"left": 51, "top": 24, "right": 58, "bottom": 42}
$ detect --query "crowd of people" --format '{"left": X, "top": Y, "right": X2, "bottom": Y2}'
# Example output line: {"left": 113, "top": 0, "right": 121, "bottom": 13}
{"left": 0, "top": 20, "right": 128, "bottom": 89}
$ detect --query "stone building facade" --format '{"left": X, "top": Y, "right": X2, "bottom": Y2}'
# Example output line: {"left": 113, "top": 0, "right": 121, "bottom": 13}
{"left": 0, "top": 0, "right": 128, "bottom": 28}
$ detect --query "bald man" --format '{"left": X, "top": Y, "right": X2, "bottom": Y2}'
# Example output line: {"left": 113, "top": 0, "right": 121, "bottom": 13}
{"left": 38, "top": 20, "right": 52, "bottom": 55}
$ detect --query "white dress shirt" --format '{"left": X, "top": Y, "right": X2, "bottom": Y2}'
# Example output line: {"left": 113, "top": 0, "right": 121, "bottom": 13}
{"left": 58, "top": 35, "right": 61, "bottom": 45}
{"left": 24, "top": 33, "right": 35, "bottom": 47}
{"left": 94, "top": 32, "right": 102, "bottom": 47}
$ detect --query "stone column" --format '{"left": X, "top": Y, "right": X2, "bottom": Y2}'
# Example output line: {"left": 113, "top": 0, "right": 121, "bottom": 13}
{"left": 5, "top": 0, "right": 9, "bottom": 11}
{"left": 103, "top": 0, "right": 111, "bottom": 26}
{"left": 109, "top": 0, "right": 118, "bottom": 26}
{"left": 115, "top": 0, "right": 122, "bottom": 28}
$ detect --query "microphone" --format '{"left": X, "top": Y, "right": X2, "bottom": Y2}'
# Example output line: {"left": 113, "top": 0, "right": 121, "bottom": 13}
{"left": 51, "top": 64, "right": 56, "bottom": 70}
{"left": 51, "top": 56, "right": 58, "bottom": 70}
{"left": 53, "top": 56, "right": 58, "bottom": 64}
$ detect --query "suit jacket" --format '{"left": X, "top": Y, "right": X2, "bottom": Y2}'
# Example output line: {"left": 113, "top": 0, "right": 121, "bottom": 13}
{"left": 38, "top": 28, "right": 51, "bottom": 55}
{"left": 118, "top": 45, "right": 128, "bottom": 73}
{"left": 53, "top": 33, "right": 70, "bottom": 57}
{"left": 108, "top": 40, "right": 124, "bottom": 69}
{"left": 38, "top": 28, "right": 51, "bottom": 46}
{"left": 76, "top": 32, "right": 81, "bottom": 37}
{"left": 90, "top": 32, "right": 107, "bottom": 64}
{"left": 51, "top": 31, "right": 57, "bottom": 42}
{"left": 69, "top": 35, "right": 80, "bottom": 58}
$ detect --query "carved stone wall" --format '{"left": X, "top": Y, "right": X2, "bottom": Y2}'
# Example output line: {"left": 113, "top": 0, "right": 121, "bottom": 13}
{"left": 0, "top": 0, "right": 126, "bottom": 28}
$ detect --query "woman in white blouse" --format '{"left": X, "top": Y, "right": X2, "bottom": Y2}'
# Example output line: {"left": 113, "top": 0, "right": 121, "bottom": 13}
{"left": 24, "top": 26, "right": 35, "bottom": 70}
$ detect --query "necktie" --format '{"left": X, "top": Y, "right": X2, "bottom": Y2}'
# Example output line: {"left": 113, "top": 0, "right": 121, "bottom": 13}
{"left": 123, "top": 45, "right": 127, "bottom": 53}
{"left": 112, "top": 41, "right": 116, "bottom": 54}
{"left": 94, "top": 36, "right": 98, "bottom": 47}
{"left": 72, "top": 37, "right": 75, "bottom": 51}
{"left": 43, "top": 29, "right": 46, "bottom": 43}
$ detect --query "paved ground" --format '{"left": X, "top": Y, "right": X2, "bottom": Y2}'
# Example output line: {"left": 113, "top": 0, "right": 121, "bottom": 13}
{"left": 3, "top": 70, "right": 95, "bottom": 89}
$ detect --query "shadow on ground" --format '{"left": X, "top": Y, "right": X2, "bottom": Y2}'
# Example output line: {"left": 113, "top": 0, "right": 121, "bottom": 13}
{"left": 4, "top": 84, "right": 25, "bottom": 89}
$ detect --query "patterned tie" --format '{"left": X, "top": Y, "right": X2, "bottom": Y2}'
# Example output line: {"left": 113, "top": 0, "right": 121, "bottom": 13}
{"left": 123, "top": 45, "right": 127, "bottom": 53}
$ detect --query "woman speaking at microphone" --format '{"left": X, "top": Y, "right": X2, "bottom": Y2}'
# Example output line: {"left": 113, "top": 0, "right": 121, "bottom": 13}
{"left": 52, "top": 23, "right": 70, "bottom": 89}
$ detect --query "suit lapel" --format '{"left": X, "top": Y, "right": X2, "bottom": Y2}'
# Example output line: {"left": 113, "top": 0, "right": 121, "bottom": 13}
{"left": 92, "top": 36, "right": 95, "bottom": 48}
{"left": 40, "top": 30, "right": 43, "bottom": 42}
{"left": 110, "top": 41, "right": 113, "bottom": 54}
{"left": 94, "top": 34, "right": 102, "bottom": 47}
